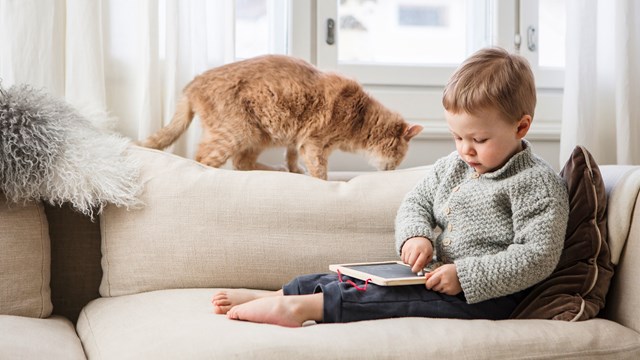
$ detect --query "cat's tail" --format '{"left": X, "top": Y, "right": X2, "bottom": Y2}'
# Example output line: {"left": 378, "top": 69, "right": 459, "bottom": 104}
{"left": 137, "top": 95, "right": 194, "bottom": 150}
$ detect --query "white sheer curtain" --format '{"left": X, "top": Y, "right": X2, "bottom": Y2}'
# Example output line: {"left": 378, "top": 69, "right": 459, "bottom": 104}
{"left": 0, "top": 0, "right": 66, "bottom": 98}
{"left": 560, "top": 0, "right": 640, "bottom": 165}
{"left": 0, "top": 0, "right": 234, "bottom": 159}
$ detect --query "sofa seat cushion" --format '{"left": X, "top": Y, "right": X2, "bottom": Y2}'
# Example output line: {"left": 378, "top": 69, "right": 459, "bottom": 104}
{"left": 0, "top": 315, "right": 85, "bottom": 360}
{"left": 77, "top": 289, "right": 640, "bottom": 360}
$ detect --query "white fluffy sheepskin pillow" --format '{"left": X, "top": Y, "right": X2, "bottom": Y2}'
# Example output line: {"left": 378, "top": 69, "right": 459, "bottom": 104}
{"left": 0, "top": 84, "right": 142, "bottom": 217}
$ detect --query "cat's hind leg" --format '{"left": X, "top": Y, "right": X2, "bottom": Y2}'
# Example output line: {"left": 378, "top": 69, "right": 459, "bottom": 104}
{"left": 232, "top": 148, "right": 287, "bottom": 172}
{"left": 285, "top": 146, "right": 305, "bottom": 174}
{"left": 195, "top": 141, "right": 232, "bottom": 168}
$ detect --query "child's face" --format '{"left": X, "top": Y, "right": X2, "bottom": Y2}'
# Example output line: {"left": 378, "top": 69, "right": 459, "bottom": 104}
{"left": 445, "top": 107, "right": 530, "bottom": 174}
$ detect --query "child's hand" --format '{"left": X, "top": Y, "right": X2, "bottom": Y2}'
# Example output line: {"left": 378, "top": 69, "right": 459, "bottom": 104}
{"left": 400, "top": 237, "right": 433, "bottom": 273}
{"left": 425, "top": 264, "right": 462, "bottom": 296}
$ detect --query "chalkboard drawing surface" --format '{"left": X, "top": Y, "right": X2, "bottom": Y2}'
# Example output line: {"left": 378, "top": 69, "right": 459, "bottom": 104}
{"left": 329, "top": 261, "right": 439, "bottom": 286}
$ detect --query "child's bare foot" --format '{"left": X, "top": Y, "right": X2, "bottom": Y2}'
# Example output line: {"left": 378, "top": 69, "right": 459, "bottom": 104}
{"left": 226, "top": 293, "right": 323, "bottom": 327}
{"left": 212, "top": 289, "right": 282, "bottom": 314}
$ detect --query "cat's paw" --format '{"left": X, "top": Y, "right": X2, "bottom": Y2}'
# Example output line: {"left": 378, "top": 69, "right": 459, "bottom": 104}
{"left": 271, "top": 164, "right": 289, "bottom": 172}
{"left": 287, "top": 164, "right": 306, "bottom": 174}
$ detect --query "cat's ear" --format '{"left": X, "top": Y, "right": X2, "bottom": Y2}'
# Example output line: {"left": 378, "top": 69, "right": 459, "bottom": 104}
{"left": 403, "top": 124, "right": 423, "bottom": 141}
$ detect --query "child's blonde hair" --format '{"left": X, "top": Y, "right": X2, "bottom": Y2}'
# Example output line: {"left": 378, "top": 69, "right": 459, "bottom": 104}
{"left": 442, "top": 47, "right": 536, "bottom": 121}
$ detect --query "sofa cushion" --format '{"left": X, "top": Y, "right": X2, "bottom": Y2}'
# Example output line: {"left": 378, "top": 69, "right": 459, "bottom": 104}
{"left": 0, "top": 315, "right": 85, "bottom": 360}
{"left": 76, "top": 288, "right": 640, "bottom": 359}
{"left": 99, "top": 147, "right": 428, "bottom": 297}
{"left": 0, "top": 195, "right": 52, "bottom": 318}
{"left": 511, "top": 146, "right": 614, "bottom": 321}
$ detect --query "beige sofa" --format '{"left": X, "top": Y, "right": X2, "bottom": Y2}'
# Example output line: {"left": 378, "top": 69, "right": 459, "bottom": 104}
{"left": 2, "top": 146, "right": 640, "bottom": 359}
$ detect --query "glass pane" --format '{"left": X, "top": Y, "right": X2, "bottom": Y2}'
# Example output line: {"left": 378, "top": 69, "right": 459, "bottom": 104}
{"left": 236, "top": 0, "right": 270, "bottom": 59}
{"left": 538, "top": 0, "right": 565, "bottom": 68}
{"left": 236, "top": 0, "right": 288, "bottom": 60}
{"left": 338, "top": 0, "right": 482, "bottom": 66}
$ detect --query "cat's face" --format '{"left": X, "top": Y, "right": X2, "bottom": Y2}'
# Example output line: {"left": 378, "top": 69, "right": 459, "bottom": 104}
{"left": 368, "top": 123, "right": 423, "bottom": 171}
{"left": 369, "top": 138, "right": 408, "bottom": 170}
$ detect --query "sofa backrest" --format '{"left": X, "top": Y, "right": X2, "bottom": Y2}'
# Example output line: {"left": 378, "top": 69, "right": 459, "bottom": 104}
{"left": 97, "top": 147, "right": 428, "bottom": 297}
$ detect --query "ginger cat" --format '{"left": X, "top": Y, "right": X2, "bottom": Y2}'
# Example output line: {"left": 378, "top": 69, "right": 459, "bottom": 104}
{"left": 139, "top": 55, "right": 422, "bottom": 179}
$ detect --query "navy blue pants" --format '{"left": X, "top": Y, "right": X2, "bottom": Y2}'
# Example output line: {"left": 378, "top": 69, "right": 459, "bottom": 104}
{"left": 282, "top": 273, "right": 526, "bottom": 323}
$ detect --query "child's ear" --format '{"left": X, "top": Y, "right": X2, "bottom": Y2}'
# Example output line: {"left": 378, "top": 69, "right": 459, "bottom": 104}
{"left": 516, "top": 115, "right": 532, "bottom": 139}
{"left": 403, "top": 124, "right": 423, "bottom": 141}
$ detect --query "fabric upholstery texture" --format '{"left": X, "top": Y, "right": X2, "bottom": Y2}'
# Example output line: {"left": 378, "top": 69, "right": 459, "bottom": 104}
{"left": 77, "top": 288, "right": 640, "bottom": 359}
{"left": 0, "top": 195, "right": 52, "bottom": 318}
{"left": 599, "top": 165, "right": 640, "bottom": 265}
{"left": 605, "top": 197, "right": 640, "bottom": 334}
{"left": 0, "top": 315, "right": 85, "bottom": 360}
{"left": 511, "top": 146, "right": 614, "bottom": 321}
{"left": 99, "top": 147, "right": 427, "bottom": 297}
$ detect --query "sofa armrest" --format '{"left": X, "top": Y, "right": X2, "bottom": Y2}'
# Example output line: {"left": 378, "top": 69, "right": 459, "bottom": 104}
{"left": 601, "top": 166, "right": 640, "bottom": 332}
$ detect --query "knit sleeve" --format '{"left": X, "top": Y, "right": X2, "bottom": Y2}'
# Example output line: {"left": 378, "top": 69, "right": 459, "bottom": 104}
{"left": 394, "top": 158, "right": 446, "bottom": 255}
{"left": 455, "top": 175, "right": 569, "bottom": 304}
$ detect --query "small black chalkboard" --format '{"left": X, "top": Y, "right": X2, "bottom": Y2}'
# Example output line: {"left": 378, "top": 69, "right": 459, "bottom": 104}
{"left": 329, "top": 261, "right": 432, "bottom": 286}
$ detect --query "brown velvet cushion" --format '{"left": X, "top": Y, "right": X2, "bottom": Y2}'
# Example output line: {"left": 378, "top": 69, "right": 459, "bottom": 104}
{"left": 511, "top": 146, "right": 614, "bottom": 321}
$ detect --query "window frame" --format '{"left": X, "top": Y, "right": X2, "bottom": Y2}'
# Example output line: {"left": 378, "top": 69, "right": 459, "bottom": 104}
{"left": 516, "top": 0, "right": 564, "bottom": 89}
{"left": 315, "top": 0, "right": 564, "bottom": 90}
{"left": 308, "top": 0, "right": 564, "bottom": 141}
{"left": 316, "top": 0, "right": 484, "bottom": 86}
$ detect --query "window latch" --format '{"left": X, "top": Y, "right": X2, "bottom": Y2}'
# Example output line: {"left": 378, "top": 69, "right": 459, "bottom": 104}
{"left": 527, "top": 25, "right": 537, "bottom": 52}
{"left": 326, "top": 18, "right": 335, "bottom": 45}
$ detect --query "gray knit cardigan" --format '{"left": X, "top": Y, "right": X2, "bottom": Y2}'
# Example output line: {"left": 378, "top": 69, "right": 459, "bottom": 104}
{"left": 395, "top": 141, "right": 569, "bottom": 304}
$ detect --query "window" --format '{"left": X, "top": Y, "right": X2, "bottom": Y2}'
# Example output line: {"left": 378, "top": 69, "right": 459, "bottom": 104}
{"left": 235, "top": 0, "right": 289, "bottom": 59}
{"left": 517, "top": 0, "right": 566, "bottom": 88}
{"left": 317, "top": 0, "right": 565, "bottom": 88}
{"left": 155, "top": 0, "right": 289, "bottom": 64}
{"left": 538, "top": 0, "right": 566, "bottom": 68}
{"left": 398, "top": 5, "right": 448, "bottom": 27}
{"left": 337, "top": 0, "right": 473, "bottom": 66}
{"left": 315, "top": 0, "right": 566, "bottom": 143}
